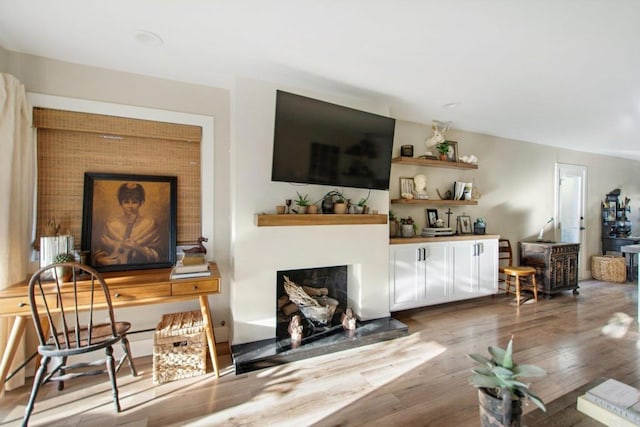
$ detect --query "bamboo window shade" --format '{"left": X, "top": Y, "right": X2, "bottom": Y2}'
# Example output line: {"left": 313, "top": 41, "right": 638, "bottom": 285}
{"left": 33, "top": 107, "right": 203, "bottom": 248}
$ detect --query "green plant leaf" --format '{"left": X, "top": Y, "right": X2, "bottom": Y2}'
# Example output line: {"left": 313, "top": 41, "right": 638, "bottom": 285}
{"left": 468, "top": 353, "right": 493, "bottom": 366}
{"left": 502, "top": 338, "right": 514, "bottom": 368}
{"left": 487, "top": 345, "right": 506, "bottom": 364}
{"left": 514, "top": 364, "right": 546, "bottom": 377}
{"left": 524, "top": 390, "right": 547, "bottom": 412}
{"left": 470, "top": 373, "right": 500, "bottom": 389}
{"left": 471, "top": 367, "right": 493, "bottom": 376}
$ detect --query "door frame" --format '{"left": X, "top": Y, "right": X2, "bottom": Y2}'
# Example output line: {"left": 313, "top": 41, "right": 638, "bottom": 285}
{"left": 554, "top": 163, "right": 588, "bottom": 279}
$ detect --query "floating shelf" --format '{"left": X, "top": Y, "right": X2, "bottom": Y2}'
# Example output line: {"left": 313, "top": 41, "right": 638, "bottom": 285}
{"left": 256, "top": 214, "right": 388, "bottom": 227}
{"left": 390, "top": 199, "right": 478, "bottom": 206}
{"left": 391, "top": 156, "right": 478, "bottom": 170}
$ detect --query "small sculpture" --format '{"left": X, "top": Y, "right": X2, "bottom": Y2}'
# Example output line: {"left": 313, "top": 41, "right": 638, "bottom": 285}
{"left": 341, "top": 307, "right": 357, "bottom": 331}
{"left": 413, "top": 174, "right": 429, "bottom": 200}
{"left": 183, "top": 237, "right": 208, "bottom": 254}
{"left": 288, "top": 314, "right": 304, "bottom": 343}
{"left": 424, "top": 121, "right": 451, "bottom": 156}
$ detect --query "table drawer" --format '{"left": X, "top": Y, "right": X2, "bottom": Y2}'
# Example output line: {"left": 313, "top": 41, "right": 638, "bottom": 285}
{"left": 60, "top": 284, "right": 171, "bottom": 308}
{"left": 172, "top": 279, "right": 219, "bottom": 296}
{"left": 0, "top": 295, "right": 58, "bottom": 316}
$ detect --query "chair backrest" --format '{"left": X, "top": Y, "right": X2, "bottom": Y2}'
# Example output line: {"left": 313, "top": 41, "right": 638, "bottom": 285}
{"left": 498, "top": 239, "right": 513, "bottom": 266}
{"left": 28, "top": 262, "right": 118, "bottom": 350}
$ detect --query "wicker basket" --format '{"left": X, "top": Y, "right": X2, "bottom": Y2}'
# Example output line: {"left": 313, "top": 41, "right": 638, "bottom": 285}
{"left": 591, "top": 255, "right": 626, "bottom": 283}
{"left": 153, "top": 310, "right": 206, "bottom": 384}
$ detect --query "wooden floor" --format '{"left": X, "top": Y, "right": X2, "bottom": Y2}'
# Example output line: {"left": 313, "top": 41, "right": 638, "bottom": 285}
{"left": 1, "top": 279, "right": 639, "bottom": 426}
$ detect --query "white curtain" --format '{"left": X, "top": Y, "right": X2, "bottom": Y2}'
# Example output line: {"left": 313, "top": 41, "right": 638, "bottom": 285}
{"left": 0, "top": 73, "right": 35, "bottom": 390}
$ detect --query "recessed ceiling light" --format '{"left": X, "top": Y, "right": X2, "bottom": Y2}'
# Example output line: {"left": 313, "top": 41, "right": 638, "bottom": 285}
{"left": 442, "top": 102, "right": 461, "bottom": 110}
{"left": 133, "top": 30, "right": 164, "bottom": 47}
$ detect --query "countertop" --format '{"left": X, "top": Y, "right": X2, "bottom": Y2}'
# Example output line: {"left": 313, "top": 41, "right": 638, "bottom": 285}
{"left": 389, "top": 234, "right": 500, "bottom": 245}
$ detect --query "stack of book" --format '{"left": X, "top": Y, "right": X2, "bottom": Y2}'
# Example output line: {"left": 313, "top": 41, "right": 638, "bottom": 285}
{"left": 577, "top": 378, "right": 640, "bottom": 426}
{"left": 170, "top": 253, "right": 211, "bottom": 280}
{"left": 421, "top": 227, "right": 454, "bottom": 237}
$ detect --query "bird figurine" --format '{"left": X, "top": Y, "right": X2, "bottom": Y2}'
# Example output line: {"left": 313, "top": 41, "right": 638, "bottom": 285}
{"left": 183, "top": 236, "right": 208, "bottom": 254}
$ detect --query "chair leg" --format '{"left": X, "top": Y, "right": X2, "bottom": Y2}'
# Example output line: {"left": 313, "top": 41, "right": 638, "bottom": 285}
{"left": 56, "top": 356, "right": 67, "bottom": 391}
{"left": 121, "top": 336, "right": 137, "bottom": 377}
{"left": 23, "top": 356, "right": 50, "bottom": 427}
{"left": 531, "top": 275, "right": 538, "bottom": 302}
{"left": 504, "top": 276, "right": 511, "bottom": 295}
{"left": 105, "top": 345, "right": 121, "bottom": 413}
{"left": 515, "top": 276, "right": 521, "bottom": 306}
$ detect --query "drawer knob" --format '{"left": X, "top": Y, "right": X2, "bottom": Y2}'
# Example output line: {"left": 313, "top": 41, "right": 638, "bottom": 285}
{"left": 192, "top": 286, "right": 198, "bottom": 291}
{"left": 114, "top": 293, "right": 121, "bottom": 298}
{"left": 18, "top": 302, "right": 26, "bottom": 308}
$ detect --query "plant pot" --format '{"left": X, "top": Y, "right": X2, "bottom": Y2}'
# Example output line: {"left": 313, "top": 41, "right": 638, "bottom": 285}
{"left": 307, "top": 205, "right": 318, "bottom": 214}
{"left": 296, "top": 206, "right": 308, "bottom": 214}
{"left": 401, "top": 224, "right": 414, "bottom": 237}
{"left": 478, "top": 388, "right": 523, "bottom": 427}
{"left": 439, "top": 154, "right": 448, "bottom": 161}
{"left": 55, "top": 266, "right": 73, "bottom": 283}
{"left": 389, "top": 220, "right": 399, "bottom": 237}
{"left": 333, "top": 203, "right": 347, "bottom": 214}
{"left": 354, "top": 205, "right": 364, "bottom": 214}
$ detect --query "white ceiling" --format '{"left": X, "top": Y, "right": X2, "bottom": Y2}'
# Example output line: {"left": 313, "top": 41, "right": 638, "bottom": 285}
{"left": 1, "top": 0, "right": 639, "bottom": 160}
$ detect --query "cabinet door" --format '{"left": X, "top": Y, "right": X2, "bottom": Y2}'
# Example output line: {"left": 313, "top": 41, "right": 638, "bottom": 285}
{"left": 477, "top": 239, "right": 498, "bottom": 295}
{"left": 450, "top": 241, "right": 477, "bottom": 301}
{"left": 424, "top": 242, "right": 450, "bottom": 305}
{"left": 390, "top": 244, "right": 425, "bottom": 311}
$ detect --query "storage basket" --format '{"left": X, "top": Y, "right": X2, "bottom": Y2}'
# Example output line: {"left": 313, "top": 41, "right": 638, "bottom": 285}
{"left": 153, "top": 310, "right": 206, "bottom": 384}
{"left": 591, "top": 255, "right": 626, "bottom": 283}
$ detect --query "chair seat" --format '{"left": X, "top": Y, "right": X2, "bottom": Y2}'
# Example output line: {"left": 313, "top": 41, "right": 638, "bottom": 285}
{"left": 40, "top": 321, "right": 132, "bottom": 356}
{"left": 503, "top": 266, "right": 536, "bottom": 276}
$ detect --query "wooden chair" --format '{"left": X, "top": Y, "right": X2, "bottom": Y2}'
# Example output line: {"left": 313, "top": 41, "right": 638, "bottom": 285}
{"left": 498, "top": 239, "right": 538, "bottom": 306}
{"left": 23, "top": 262, "right": 137, "bottom": 425}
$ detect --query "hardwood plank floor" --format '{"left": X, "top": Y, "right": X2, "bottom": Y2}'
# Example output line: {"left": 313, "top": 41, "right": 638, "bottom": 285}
{"left": 1, "top": 279, "right": 638, "bottom": 426}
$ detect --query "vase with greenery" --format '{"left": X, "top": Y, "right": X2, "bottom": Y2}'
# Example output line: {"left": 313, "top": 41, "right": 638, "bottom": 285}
{"left": 436, "top": 141, "right": 451, "bottom": 161}
{"left": 295, "top": 192, "right": 310, "bottom": 214}
{"left": 469, "top": 337, "right": 546, "bottom": 427}
{"left": 399, "top": 217, "right": 416, "bottom": 237}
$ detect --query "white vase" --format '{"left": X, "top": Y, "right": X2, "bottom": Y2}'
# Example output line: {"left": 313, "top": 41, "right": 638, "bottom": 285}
{"left": 401, "top": 224, "right": 414, "bottom": 237}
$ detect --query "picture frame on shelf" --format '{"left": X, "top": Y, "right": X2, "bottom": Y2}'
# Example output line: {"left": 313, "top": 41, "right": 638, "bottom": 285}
{"left": 426, "top": 208, "right": 439, "bottom": 228}
{"left": 445, "top": 140, "right": 459, "bottom": 162}
{"left": 400, "top": 177, "right": 415, "bottom": 199}
{"left": 81, "top": 172, "right": 177, "bottom": 272}
{"left": 457, "top": 215, "right": 472, "bottom": 234}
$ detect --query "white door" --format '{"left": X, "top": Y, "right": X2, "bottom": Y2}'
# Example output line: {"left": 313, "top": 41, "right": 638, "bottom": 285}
{"left": 555, "top": 163, "right": 587, "bottom": 279}
{"left": 450, "top": 240, "right": 477, "bottom": 301}
{"left": 390, "top": 244, "right": 425, "bottom": 310}
{"left": 424, "top": 242, "right": 450, "bottom": 305}
{"left": 477, "top": 239, "right": 499, "bottom": 295}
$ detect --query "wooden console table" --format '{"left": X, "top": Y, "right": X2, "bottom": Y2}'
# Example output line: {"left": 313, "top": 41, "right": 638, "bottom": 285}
{"left": 0, "top": 263, "right": 222, "bottom": 392}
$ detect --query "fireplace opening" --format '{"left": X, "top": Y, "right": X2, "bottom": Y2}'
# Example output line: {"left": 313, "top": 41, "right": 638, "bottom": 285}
{"left": 276, "top": 265, "right": 351, "bottom": 343}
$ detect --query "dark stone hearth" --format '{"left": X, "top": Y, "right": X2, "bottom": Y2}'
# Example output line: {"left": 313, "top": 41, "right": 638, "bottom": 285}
{"left": 231, "top": 317, "right": 408, "bottom": 375}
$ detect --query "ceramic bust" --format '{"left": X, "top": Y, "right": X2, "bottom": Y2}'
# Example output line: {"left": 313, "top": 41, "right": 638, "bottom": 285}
{"left": 413, "top": 174, "right": 429, "bottom": 199}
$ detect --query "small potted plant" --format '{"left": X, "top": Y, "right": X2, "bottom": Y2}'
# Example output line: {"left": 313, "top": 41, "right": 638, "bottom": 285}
{"left": 399, "top": 217, "right": 416, "bottom": 237}
{"left": 355, "top": 190, "right": 371, "bottom": 214}
{"left": 469, "top": 336, "right": 546, "bottom": 427}
{"left": 333, "top": 193, "right": 348, "bottom": 214}
{"left": 294, "top": 192, "right": 310, "bottom": 214}
{"left": 436, "top": 141, "right": 451, "bottom": 161}
{"left": 53, "top": 252, "right": 76, "bottom": 283}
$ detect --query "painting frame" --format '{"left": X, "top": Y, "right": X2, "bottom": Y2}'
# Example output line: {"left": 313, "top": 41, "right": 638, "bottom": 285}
{"left": 426, "top": 208, "right": 439, "bottom": 228}
{"left": 400, "top": 177, "right": 415, "bottom": 199}
{"left": 457, "top": 215, "right": 472, "bottom": 234}
{"left": 81, "top": 172, "right": 177, "bottom": 272}
{"left": 445, "top": 140, "right": 459, "bottom": 162}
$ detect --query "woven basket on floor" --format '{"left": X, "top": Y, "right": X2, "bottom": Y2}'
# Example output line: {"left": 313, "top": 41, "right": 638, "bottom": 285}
{"left": 591, "top": 255, "right": 626, "bottom": 283}
{"left": 153, "top": 310, "right": 206, "bottom": 384}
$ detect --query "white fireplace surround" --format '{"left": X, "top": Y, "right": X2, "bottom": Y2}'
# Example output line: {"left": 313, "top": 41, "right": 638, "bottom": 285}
{"left": 230, "top": 77, "right": 393, "bottom": 346}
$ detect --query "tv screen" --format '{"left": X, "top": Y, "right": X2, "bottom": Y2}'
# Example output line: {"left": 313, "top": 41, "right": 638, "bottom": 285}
{"left": 271, "top": 90, "right": 396, "bottom": 190}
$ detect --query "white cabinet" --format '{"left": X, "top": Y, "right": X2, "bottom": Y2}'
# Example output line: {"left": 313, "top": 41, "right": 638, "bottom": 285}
{"left": 390, "top": 238, "right": 498, "bottom": 311}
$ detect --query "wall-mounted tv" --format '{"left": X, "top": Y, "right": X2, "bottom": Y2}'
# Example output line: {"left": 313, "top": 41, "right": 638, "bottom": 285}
{"left": 271, "top": 90, "right": 396, "bottom": 191}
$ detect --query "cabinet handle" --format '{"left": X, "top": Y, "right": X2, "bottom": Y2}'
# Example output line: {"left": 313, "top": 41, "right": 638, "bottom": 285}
{"left": 422, "top": 247, "right": 427, "bottom": 261}
{"left": 18, "top": 302, "right": 26, "bottom": 308}
{"left": 417, "top": 248, "right": 423, "bottom": 261}
{"left": 192, "top": 285, "right": 198, "bottom": 291}
{"left": 114, "top": 293, "right": 121, "bottom": 298}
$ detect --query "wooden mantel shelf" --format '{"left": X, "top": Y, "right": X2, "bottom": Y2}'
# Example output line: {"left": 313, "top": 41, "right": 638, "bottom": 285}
{"left": 391, "top": 156, "right": 478, "bottom": 170}
{"left": 256, "top": 214, "right": 388, "bottom": 227}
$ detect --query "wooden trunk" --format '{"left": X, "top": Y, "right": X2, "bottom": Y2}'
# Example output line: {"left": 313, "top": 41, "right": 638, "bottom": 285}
{"left": 478, "top": 388, "right": 523, "bottom": 427}
{"left": 519, "top": 241, "right": 580, "bottom": 296}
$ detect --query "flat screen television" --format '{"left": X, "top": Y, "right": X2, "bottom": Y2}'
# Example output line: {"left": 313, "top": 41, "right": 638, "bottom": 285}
{"left": 271, "top": 90, "right": 396, "bottom": 190}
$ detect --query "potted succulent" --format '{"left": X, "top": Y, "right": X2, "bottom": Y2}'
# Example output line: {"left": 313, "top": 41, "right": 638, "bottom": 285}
{"left": 332, "top": 193, "right": 348, "bottom": 214}
{"left": 294, "top": 192, "right": 310, "bottom": 214}
{"left": 355, "top": 190, "right": 371, "bottom": 214}
{"left": 53, "top": 252, "right": 76, "bottom": 283}
{"left": 469, "top": 337, "right": 546, "bottom": 427}
{"left": 436, "top": 141, "right": 451, "bottom": 161}
{"left": 399, "top": 217, "right": 416, "bottom": 237}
